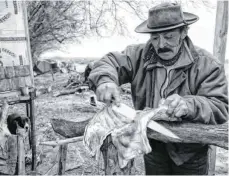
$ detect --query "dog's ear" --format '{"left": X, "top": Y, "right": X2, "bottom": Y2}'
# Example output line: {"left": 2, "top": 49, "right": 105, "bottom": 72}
{"left": 23, "top": 116, "right": 30, "bottom": 123}
{"left": 7, "top": 114, "right": 22, "bottom": 131}
{"left": 7, "top": 113, "right": 21, "bottom": 121}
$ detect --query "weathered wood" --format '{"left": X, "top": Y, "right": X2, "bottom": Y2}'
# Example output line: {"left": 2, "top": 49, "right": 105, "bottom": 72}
{"left": 0, "top": 99, "right": 10, "bottom": 142}
{"left": 6, "top": 135, "right": 18, "bottom": 175}
{"left": 213, "top": 0, "right": 228, "bottom": 64}
{"left": 50, "top": 118, "right": 228, "bottom": 149}
{"left": 39, "top": 136, "right": 83, "bottom": 146}
{"left": 0, "top": 95, "right": 30, "bottom": 106}
{"left": 29, "top": 91, "right": 36, "bottom": 171}
{"left": 16, "top": 128, "right": 26, "bottom": 175}
{"left": 0, "top": 100, "right": 16, "bottom": 175}
{"left": 208, "top": 145, "right": 217, "bottom": 176}
{"left": 58, "top": 144, "right": 68, "bottom": 175}
{"left": 146, "top": 121, "right": 228, "bottom": 149}
{"left": 210, "top": 1, "right": 228, "bottom": 174}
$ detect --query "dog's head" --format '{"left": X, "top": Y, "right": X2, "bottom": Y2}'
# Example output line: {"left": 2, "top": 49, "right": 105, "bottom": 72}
{"left": 7, "top": 113, "right": 30, "bottom": 135}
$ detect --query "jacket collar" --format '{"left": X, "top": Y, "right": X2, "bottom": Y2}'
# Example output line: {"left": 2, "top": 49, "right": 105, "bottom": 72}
{"left": 143, "top": 36, "right": 198, "bottom": 70}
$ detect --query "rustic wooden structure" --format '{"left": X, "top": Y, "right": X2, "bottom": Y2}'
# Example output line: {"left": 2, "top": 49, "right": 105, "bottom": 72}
{"left": 49, "top": 116, "right": 228, "bottom": 175}
{"left": 39, "top": 136, "right": 83, "bottom": 175}
{"left": 16, "top": 126, "right": 27, "bottom": 175}
{"left": 0, "top": 100, "right": 29, "bottom": 175}
{"left": 0, "top": 1, "right": 37, "bottom": 174}
{"left": 209, "top": 1, "right": 228, "bottom": 175}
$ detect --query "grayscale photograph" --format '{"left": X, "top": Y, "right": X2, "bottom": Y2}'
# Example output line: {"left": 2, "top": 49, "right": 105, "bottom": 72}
{"left": 0, "top": 0, "right": 228, "bottom": 175}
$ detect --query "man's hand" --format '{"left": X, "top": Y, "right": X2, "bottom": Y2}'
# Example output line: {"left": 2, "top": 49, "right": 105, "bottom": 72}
{"left": 96, "top": 82, "right": 121, "bottom": 106}
{"left": 163, "top": 94, "right": 189, "bottom": 118}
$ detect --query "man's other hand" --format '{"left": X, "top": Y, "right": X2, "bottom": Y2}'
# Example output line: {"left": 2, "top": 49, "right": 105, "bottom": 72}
{"left": 164, "top": 94, "right": 189, "bottom": 118}
{"left": 96, "top": 82, "right": 121, "bottom": 106}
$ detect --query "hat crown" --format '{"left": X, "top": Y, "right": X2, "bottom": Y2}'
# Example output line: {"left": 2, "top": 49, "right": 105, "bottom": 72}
{"left": 147, "top": 3, "right": 185, "bottom": 29}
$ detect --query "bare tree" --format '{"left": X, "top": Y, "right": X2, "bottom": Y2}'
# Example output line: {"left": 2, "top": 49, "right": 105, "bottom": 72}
{"left": 27, "top": 0, "right": 146, "bottom": 64}
{"left": 27, "top": 0, "right": 215, "bottom": 64}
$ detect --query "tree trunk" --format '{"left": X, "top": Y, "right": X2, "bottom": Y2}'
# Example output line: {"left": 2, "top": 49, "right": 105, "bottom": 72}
{"left": 50, "top": 118, "right": 228, "bottom": 149}
{"left": 58, "top": 145, "right": 68, "bottom": 175}
{"left": 147, "top": 121, "right": 228, "bottom": 149}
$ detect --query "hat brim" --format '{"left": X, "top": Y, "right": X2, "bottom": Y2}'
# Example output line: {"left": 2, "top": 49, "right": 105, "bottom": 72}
{"left": 135, "top": 12, "right": 199, "bottom": 33}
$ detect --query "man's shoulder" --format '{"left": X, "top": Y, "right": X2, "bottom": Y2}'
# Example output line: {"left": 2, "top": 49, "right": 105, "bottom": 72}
{"left": 193, "top": 46, "right": 223, "bottom": 68}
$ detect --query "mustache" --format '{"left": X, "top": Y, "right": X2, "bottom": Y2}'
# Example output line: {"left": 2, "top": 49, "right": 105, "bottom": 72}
{"left": 158, "top": 48, "right": 172, "bottom": 53}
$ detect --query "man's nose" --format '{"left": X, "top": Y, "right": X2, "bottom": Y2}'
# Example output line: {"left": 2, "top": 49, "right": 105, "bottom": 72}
{"left": 158, "top": 35, "right": 166, "bottom": 48}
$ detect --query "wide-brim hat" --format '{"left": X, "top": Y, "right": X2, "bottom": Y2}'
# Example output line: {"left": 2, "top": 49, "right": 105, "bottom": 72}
{"left": 135, "top": 3, "right": 199, "bottom": 33}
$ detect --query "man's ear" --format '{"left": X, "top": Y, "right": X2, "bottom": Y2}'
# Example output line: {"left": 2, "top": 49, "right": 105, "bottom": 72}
{"left": 181, "top": 26, "right": 188, "bottom": 40}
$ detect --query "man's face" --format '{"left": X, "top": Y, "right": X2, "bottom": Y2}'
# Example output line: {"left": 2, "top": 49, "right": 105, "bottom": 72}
{"left": 150, "top": 28, "right": 185, "bottom": 60}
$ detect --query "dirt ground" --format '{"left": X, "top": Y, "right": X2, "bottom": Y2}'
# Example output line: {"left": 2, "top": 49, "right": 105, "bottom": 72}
{"left": 9, "top": 65, "right": 228, "bottom": 175}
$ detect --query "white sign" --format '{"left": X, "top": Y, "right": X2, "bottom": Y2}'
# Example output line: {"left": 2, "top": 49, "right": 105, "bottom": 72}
{"left": 0, "top": 0, "right": 30, "bottom": 66}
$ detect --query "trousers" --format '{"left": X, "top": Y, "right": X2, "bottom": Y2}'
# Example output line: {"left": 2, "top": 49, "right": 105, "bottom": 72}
{"left": 144, "top": 140, "right": 209, "bottom": 175}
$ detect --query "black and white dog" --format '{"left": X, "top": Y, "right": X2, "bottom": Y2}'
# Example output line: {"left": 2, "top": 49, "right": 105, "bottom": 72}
{"left": 7, "top": 113, "right": 30, "bottom": 135}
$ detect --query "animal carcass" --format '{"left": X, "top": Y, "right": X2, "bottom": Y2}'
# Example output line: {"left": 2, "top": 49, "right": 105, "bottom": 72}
{"left": 84, "top": 103, "right": 173, "bottom": 168}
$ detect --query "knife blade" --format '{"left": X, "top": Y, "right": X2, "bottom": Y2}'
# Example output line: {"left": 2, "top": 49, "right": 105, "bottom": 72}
{"left": 147, "top": 120, "right": 180, "bottom": 139}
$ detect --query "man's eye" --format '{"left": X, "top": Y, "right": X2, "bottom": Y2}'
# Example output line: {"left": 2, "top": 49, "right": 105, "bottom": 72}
{"left": 165, "top": 35, "right": 173, "bottom": 39}
{"left": 151, "top": 37, "right": 158, "bottom": 40}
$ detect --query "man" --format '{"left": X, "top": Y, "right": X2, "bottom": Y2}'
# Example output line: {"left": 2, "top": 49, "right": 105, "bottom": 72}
{"left": 88, "top": 3, "right": 228, "bottom": 175}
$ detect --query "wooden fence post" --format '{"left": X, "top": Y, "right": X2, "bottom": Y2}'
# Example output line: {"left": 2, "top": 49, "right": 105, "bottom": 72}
{"left": 209, "top": 1, "right": 228, "bottom": 175}
{"left": 16, "top": 128, "right": 26, "bottom": 175}
{"left": 58, "top": 144, "right": 68, "bottom": 175}
{"left": 213, "top": 0, "right": 228, "bottom": 64}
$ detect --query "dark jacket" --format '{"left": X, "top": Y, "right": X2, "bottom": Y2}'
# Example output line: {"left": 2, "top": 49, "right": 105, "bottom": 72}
{"left": 88, "top": 36, "right": 228, "bottom": 165}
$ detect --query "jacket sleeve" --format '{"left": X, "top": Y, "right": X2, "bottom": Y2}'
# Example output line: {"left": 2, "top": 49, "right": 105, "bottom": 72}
{"left": 88, "top": 45, "right": 142, "bottom": 91}
{"left": 184, "top": 60, "right": 228, "bottom": 125}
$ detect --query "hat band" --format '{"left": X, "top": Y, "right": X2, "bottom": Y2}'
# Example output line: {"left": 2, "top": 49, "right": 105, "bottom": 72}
{"left": 147, "top": 21, "right": 185, "bottom": 29}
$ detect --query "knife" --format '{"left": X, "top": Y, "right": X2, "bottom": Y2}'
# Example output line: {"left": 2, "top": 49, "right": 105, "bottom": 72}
{"left": 112, "top": 103, "right": 180, "bottom": 140}
{"left": 147, "top": 120, "right": 180, "bottom": 139}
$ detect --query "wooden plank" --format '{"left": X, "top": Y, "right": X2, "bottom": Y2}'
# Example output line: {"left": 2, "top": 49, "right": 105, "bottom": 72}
{"left": 58, "top": 145, "right": 68, "bottom": 175}
{"left": 208, "top": 145, "right": 217, "bottom": 176}
{"left": 213, "top": 0, "right": 228, "bottom": 64}
{"left": 39, "top": 136, "right": 83, "bottom": 146}
{"left": 16, "top": 129, "right": 26, "bottom": 175}
{"left": 6, "top": 135, "right": 18, "bottom": 175}
{"left": 22, "top": 1, "right": 35, "bottom": 86}
{"left": 0, "top": 91, "right": 20, "bottom": 98}
{"left": 29, "top": 91, "right": 36, "bottom": 171}
{"left": 209, "top": 1, "right": 228, "bottom": 175}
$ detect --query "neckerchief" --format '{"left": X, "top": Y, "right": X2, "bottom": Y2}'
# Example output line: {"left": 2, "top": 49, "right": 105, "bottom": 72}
{"left": 145, "top": 43, "right": 183, "bottom": 66}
